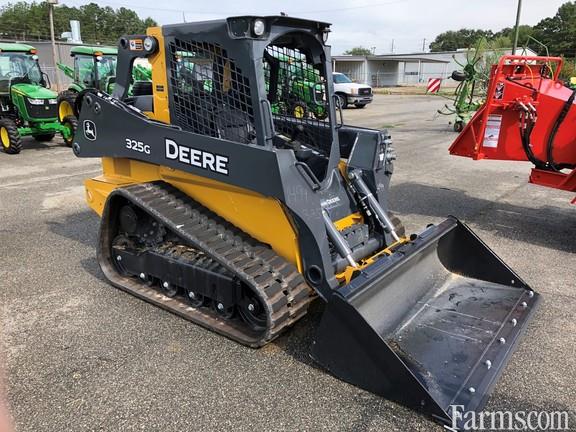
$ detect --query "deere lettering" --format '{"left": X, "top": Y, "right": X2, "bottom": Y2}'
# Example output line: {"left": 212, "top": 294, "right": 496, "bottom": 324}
{"left": 165, "top": 138, "right": 229, "bottom": 175}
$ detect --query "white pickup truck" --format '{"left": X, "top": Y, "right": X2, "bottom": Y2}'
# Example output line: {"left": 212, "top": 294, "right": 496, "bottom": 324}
{"left": 332, "top": 72, "right": 373, "bottom": 109}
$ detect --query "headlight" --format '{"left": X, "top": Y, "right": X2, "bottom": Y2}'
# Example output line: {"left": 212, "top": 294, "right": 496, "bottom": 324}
{"left": 27, "top": 98, "right": 44, "bottom": 105}
{"left": 350, "top": 88, "right": 358, "bottom": 95}
{"left": 253, "top": 19, "right": 266, "bottom": 36}
{"left": 322, "top": 29, "right": 330, "bottom": 44}
{"left": 48, "top": 99, "right": 57, "bottom": 105}
{"left": 143, "top": 36, "right": 158, "bottom": 53}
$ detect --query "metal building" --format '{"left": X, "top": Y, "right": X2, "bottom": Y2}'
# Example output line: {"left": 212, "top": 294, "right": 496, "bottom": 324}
{"left": 333, "top": 47, "right": 538, "bottom": 87}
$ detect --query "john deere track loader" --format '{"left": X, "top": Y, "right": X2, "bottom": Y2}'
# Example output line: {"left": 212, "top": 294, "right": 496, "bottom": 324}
{"left": 73, "top": 17, "right": 539, "bottom": 428}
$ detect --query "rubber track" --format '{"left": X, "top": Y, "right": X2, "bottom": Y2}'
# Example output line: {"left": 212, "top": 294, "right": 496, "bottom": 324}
{"left": 98, "top": 182, "right": 315, "bottom": 347}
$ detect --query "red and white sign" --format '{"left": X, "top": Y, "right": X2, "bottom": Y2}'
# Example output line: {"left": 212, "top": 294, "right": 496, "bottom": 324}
{"left": 427, "top": 78, "right": 442, "bottom": 93}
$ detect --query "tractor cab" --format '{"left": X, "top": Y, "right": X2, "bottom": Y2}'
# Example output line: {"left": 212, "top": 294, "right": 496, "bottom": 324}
{"left": 69, "top": 46, "right": 118, "bottom": 93}
{"left": 56, "top": 46, "right": 117, "bottom": 124}
{"left": 57, "top": 46, "right": 153, "bottom": 123}
{"left": 0, "top": 43, "right": 47, "bottom": 94}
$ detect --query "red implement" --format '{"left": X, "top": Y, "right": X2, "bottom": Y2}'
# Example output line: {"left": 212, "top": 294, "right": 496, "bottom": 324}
{"left": 450, "top": 55, "right": 576, "bottom": 202}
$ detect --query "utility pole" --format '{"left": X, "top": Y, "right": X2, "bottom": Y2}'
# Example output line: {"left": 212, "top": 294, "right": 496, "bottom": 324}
{"left": 47, "top": 0, "right": 61, "bottom": 91}
{"left": 422, "top": 38, "right": 427, "bottom": 52}
{"left": 182, "top": 11, "right": 186, "bottom": 22}
{"left": 391, "top": 39, "right": 395, "bottom": 53}
{"left": 512, "top": 0, "right": 523, "bottom": 55}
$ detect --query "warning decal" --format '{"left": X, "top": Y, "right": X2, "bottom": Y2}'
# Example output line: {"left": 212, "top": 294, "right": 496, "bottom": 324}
{"left": 129, "top": 39, "right": 143, "bottom": 50}
{"left": 483, "top": 114, "right": 502, "bottom": 148}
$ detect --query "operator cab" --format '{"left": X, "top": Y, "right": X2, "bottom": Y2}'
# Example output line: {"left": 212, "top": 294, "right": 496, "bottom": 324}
{"left": 113, "top": 17, "right": 338, "bottom": 184}
{"left": 162, "top": 20, "right": 334, "bottom": 182}
{"left": 70, "top": 46, "right": 118, "bottom": 93}
{"left": 0, "top": 45, "right": 45, "bottom": 94}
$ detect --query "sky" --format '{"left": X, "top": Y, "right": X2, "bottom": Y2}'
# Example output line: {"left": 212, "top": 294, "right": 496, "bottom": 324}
{"left": 4, "top": 0, "right": 570, "bottom": 54}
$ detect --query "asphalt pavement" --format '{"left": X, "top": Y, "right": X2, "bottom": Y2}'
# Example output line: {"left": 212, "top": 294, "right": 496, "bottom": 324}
{"left": 0, "top": 94, "right": 574, "bottom": 431}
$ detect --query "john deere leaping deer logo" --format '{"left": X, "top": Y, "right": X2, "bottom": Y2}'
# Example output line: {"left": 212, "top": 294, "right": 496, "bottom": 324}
{"left": 83, "top": 120, "right": 97, "bottom": 141}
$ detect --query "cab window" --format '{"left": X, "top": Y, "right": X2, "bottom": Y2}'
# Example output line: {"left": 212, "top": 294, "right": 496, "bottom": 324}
{"left": 74, "top": 55, "right": 95, "bottom": 86}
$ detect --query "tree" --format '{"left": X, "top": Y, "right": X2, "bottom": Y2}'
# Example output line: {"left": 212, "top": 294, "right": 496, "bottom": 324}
{"left": 532, "top": 2, "right": 576, "bottom": 56}
{"left": 429, "top": 29, "right": 494, "bottom": 52}
{"left": 490, "top": 36, "right": 513, "bottom": 50}
{"left": 493, "top": 25, "right": 533, "bottom": 47}
{"left": 343, "top": 46, "right": 373, "bottom": 56}
{"left": 0, "top": 1, "right": 157, "bottom": 44}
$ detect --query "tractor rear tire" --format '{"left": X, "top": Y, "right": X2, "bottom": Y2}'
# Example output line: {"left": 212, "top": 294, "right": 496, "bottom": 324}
{"left": 291, "top": 101, "right": 308, "bottom": 119}
{"left": 57, "top": 91, "right": 77, "bottom": 122}
{"left": 62, "top": 115, "right": 78, "bottom": 147}
{"left": 0, "top": 118, "right": 22, "bottom": 154}
{"left": 34, "top": 133, "right": 56, "bottom": 142}
{"left": 451, "top": 70, "right": 468, "bottom": 82}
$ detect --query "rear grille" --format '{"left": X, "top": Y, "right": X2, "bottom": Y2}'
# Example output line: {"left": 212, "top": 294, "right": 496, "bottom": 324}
{"left": 359, "top": 88, "right": 372, "bottom": 96}
{"left": 24, "top": 100, "right": 57, "bottom": 119}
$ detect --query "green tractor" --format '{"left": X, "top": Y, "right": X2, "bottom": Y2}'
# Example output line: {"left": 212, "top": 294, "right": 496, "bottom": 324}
{"left": 57, "top": 46, "right": 153, "bottom": 122}
{"left": 132, "top": 61, "right": 153, "bottom": 82}
{"left": 57, "top": 46, "right": 118, "bottom": 122}
{"left": 265, "top": 50, "right": 327, "bottom": 120}
{"left": 0, "top": 43, "right": 74, "bottom": 154}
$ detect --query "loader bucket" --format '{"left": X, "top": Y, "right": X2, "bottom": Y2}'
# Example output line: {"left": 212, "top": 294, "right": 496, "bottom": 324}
{"left": 311, "top": 217, "right": 539, "bottom": 428}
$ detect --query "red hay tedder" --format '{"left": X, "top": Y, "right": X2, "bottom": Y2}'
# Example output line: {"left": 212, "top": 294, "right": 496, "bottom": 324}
{"left": 450, "top": 55, "right": 576, "bottom": 203}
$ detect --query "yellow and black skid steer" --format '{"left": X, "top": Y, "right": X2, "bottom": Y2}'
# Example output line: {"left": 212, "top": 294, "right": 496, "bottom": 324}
{"left": 73, "top": 16, "right": 540, "bottom": 428}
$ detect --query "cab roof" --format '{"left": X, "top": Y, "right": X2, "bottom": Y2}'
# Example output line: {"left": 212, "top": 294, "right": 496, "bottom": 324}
{"left": 163, "top": 15, "right": 331, "bottom": 33}
{"left": 70, "top": 46, "right": 117, "bottom": 56}
{"left": 0, "top": 43, "right": 36, "bottom": 53}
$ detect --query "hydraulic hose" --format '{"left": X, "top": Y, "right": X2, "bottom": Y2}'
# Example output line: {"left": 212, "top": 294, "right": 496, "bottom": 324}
{"left": 519, "top": 113, "right": 548, "bottom": 170}
{"left": 546, "top": 88, "right": 576, "bottom": 171}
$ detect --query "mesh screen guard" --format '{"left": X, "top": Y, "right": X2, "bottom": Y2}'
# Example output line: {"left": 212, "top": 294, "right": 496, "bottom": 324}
{"left": 167, "top": 39, "right": 256, "bottom": 144}
{"left": 264, "top": 42, "right": 333, "bottom": 156}
{"left": 165, "top": 32, "right": 336, "bottom": 182}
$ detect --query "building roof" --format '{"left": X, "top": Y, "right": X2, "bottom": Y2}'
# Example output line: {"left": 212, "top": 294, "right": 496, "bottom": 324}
{"left": 0, "top": 42, "right": 36, "bottom": 53}
{"left": 333, "top": 54, "right": 449, "bottom": 63}
{"left": 380, "top": 47, "right": 537, "bottom": 57}
{"left": 70, "top": 46, "right": 117, "bottom": 56}
{"left": 372, "top": 56, "right": 449, "bottom": 63}
{"left": 334, "top": 47, "right": 537, "bottom": 63}
{"left": 333, "top": 55, "right": 368, "bottom": 61}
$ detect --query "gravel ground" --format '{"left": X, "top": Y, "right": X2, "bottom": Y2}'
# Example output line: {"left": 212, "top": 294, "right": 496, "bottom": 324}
{"left": 0, "top": 94, "right": 574, "bottom": 431}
